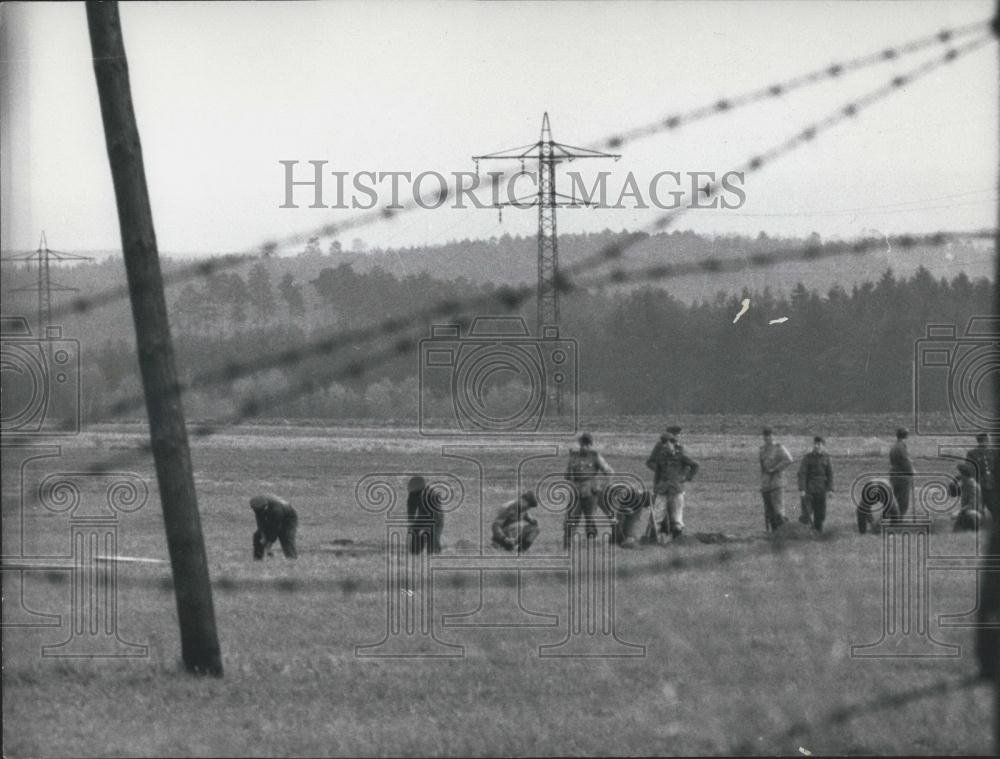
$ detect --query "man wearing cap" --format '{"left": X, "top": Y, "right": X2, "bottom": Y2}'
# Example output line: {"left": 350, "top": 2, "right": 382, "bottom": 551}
{"left": 564, "top": 432, "right": 614, "bottom": 548}
{"left": 798, "top": 436, "right": 834, "bottom": 532}
{"left": 491, "top": 491, "right": 541, "bottom": 553}
{"left": 889, "top": 427, "right": 915, "bottom": 519}
{"left": 646, "top": 432, "right": 700, "bottom": 541}
{"left": 407, "top": 475, "right": 445, "bottom": 554}
{"left": 639, "top": 426, "right": 685, "bottom": 542}
{"left": 759, "top": 428, "right": 794, "bottom": 532}
{"left": 965, "top": 433, "right": 998, "bottom": 520}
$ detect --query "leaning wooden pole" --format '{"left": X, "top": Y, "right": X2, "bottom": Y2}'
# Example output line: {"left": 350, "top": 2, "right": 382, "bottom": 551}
{"left": 86, "top": 0, "right": 223, "bottom": 676}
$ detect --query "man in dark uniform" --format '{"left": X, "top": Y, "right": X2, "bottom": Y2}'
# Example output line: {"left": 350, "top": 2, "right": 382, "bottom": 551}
{"left": 407, "top": 475, "right": 445, "bottom": 554}
{"left": 638, "top": 426, "right": 685, "bottom": 543}
{"left": 646, "top": 433, "right": 700, "bottom": 541}
{"left": 250, "top": 494, "right": 298, "bottom": 560}
{"left": 966, "top": 433, "right": 998, "bottom": 520}
{"left": 798, "top": 436, "right": 834, "bottom": 532}
{"left": 491, "top": 491, "right": 540, "bottom": 553}
{"left": 888, "top": 427, "right": 915, "bottom": 518}
{"left": 564, "top": 432, "right": 614, "bottom": 548}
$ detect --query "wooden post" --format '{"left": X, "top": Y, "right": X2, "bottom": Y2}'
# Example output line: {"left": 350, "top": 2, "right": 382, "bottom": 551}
{"left": 86, "top": 1, "right": 222, "bottom": 676}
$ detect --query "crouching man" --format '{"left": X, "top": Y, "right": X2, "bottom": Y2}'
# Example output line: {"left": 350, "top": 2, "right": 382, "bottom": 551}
{"left": 856, "top": 478, "right": 898, "bottom": 534}
{"left": 250, "top": 494, "right": 298, "bottom": 560}
{"left": 491, "top": 491, "right": 540, "bottom": 553}
{"left": 600, "top": 484, "right": 653, "bottom": 548}
{"left": 954, "top": 462, "right": 989, "bottom": 532}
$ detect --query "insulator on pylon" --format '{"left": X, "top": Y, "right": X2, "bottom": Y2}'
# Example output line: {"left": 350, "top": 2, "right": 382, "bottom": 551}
{"left": 474, "top": 159, "right": 479, "bottom": 175}
{"left": 498, "top": 207, "right": 503, "bottom": 223}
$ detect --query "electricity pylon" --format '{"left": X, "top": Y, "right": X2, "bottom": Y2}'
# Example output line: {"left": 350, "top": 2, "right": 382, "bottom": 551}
{"left": 2, "top": 232, "right": 94, "bottom": 330}
{"left": 474, "top": 113, "right": 619, "bottom": 334}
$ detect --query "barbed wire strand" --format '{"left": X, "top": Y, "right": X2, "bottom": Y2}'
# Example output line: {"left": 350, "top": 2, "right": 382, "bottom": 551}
{"left": 600, "top": 18, "right": 992, "bottom": 150}
{"left": 14, "top": 524, "right": 897, "bottom": 595}
{"left": 21, "top": 519, "right": 1000, "bottom": 594}
{"left": 568, "top": 33, "right": 998, "bottom": 279}
{"left": 777, "top": 673, "right": 986, "bottom": 743}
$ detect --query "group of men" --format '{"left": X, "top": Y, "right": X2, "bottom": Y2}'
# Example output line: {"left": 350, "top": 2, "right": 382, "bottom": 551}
{"left": 246, "top": 427, "right": 999, "bottom": 560}
{"left": 759, "top": 429, "right": 835, "bottom": 532}
{"left": 762, "top": 426, "right": 997, "bottom": 535}
{"left": 400, "top": 428, "right": 703, "bottom": 557}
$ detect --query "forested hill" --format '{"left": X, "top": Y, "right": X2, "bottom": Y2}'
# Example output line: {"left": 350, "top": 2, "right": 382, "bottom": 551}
{"left": 326, "top": 229, "right": 992, "bottom": 302}
{"left": 0, "top": 227, "right": 993, "bottom": 422}
{"left": 12, "top": 228, "right": 991, "bottom": 310}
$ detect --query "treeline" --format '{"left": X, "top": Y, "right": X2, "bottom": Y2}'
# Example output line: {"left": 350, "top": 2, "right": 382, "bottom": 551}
{"left": 76, "top": 263, "right": 991, "bottom": 421}
{"left": 578, "top": 268, "right": 992, "bottom": 414}
{"left": 2, "top": 228, "right": 989, "bottom": 341}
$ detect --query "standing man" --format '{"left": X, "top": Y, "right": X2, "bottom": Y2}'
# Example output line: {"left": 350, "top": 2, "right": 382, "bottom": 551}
{"left": 564, "top": 432, "right": 614, "bottom": 548}
{"left": 798, "top": 436, "right": 834, "bottom": 532}
{"left": 966, "top": 433, "right": 998, "bottom": 520}
{"left": 889, "top": 427, "right": 915, "bottom": 519}
{"left": 640, "top": 426, "right": 685, "bottom": 543}
{"left": 407, "top": 475, "right": 445, "bottom": 554}
{"left": 759, "top": 427, "right": 794, "bottom": 532}
{"left": 646, "top": 433, "right": 700, "bottom": 542}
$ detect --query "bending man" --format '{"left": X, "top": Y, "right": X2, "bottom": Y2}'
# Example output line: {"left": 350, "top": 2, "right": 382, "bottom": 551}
{"left": 250, "top": 494, "right": 298, "bottom": 560}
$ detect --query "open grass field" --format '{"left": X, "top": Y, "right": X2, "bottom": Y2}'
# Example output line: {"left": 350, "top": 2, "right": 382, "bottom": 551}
{"left": 2, "top": 417, "right": 996, "bottom": 756}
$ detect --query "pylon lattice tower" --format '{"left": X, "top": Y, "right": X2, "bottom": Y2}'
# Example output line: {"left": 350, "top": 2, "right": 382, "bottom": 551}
{"left": 2, "top": 232, "right": 93, "bottom": 330}
{"left": 474, "top": 113, "right": 619, "bottom": 334}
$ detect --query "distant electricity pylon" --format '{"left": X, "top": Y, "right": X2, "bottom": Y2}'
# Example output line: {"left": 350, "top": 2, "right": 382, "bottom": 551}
{"left": 474, "top": 113, "right": 619, "bottom": 334}
{"left": 2, "top": 232, "right": 93, "bottom": 329}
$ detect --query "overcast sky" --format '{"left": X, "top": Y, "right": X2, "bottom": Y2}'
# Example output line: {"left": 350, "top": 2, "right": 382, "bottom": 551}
{"left": 1, "top": 0, "right": 996, "bottom": 258}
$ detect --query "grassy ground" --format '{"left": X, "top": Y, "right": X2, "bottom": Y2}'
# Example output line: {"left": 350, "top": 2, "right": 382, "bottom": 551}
{"left": 2, "top": 423, "right": 995, "bottom": 756}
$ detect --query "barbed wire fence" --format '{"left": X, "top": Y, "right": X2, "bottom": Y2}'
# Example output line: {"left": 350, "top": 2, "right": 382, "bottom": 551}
{"left": 2, "top": 6, "right": 999, "bottom": 752}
